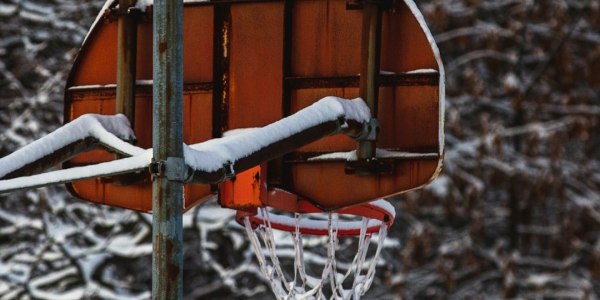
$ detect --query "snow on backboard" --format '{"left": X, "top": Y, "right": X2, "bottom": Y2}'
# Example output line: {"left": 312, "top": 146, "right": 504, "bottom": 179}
{"left": 63, "top": 0, "right": 444, "bottom": 211}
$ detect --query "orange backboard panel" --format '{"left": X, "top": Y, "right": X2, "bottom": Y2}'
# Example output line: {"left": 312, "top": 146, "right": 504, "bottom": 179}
{"left": 65, "top": 0, "right": 444, "bottom": 212}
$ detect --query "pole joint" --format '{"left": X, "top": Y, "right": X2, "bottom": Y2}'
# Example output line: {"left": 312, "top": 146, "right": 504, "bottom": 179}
{"left": 149, "top": 157, "right": 191, "bottom": 182}
{"left": 355, "top": 118, "right": 380, "bottom": 142}
{"left": 109, "top": 6, "right": 144, "bottom": 19}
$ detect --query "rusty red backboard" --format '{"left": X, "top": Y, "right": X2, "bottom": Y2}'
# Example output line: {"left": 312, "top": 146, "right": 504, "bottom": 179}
{"left": 64, "top": 0, "right": 444, "bottom": 212}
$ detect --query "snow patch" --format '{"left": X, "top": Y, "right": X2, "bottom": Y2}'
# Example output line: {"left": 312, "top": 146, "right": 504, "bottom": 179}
{"left": 0, "top": 114, "right": 140, "bottom": 179}
{"left": 406, "top": 68, "right": 438, "bottom": 74}
{"left": 252, "top": 199, "right": 394, "bottom": 232}
{"left": 0, "top": 151, "right": 152, "bottom": 192}
{"left": 185, "top": 96, "right": 370, "bottom": 172}
{"left": 425, "top": 175, "right": 451, "bottom": 198}
{"left": 308, "top": 149, "right": 438, "bottom": 161}
{"left": 403, "top": 0, "right": 446, "bottom": 168}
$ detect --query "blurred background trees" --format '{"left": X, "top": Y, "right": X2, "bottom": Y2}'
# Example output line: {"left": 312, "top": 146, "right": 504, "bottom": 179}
{"left": 0, "top": 0, "right": 599, "bottom": 298}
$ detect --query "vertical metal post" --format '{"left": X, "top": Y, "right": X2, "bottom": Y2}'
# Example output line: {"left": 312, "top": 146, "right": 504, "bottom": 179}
{"left": 152, "top": 0, "right": 184, "bottom": 299}
{"left": 116, "top": 0, "right": 138, "bottom": 126}
{"left": 357, "top": 1, "right": 383, "bottom": 160}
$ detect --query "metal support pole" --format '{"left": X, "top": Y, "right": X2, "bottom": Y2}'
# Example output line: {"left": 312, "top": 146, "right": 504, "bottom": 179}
{"left": 116, "top": 0, "right": 138, "bottom": 127}
{"left": 357, "top": 1, "right": 383, "bottom": 160}
{"left": 152, "top": 0, "right": 184, "bottom": 299}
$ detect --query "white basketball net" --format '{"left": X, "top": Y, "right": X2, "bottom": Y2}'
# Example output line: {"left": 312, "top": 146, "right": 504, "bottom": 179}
{"left": 243, "top": 207, "right": 390, "bottom": 300}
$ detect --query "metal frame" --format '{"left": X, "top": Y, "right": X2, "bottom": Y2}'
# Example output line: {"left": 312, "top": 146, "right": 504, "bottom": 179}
{"left": 151, "top": 0, "right": 185, "bottom": 298}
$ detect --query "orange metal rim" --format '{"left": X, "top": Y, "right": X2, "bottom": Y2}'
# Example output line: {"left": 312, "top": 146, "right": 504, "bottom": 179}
{"left": 235, "top": 191, "right": 395, "bottom": 236}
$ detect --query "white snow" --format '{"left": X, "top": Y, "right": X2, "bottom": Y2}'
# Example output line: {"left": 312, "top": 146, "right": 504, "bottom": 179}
{"left": 308, "top": 149, "right": 438, "bottom": 161}
{"left": 369, "top": 199, "right": 396, "bottom": 219}
{"left": 503, "top": 72, "right": 520, "bottom": 91}
{"left": 403, "top": 0, "right": 446, "bottom": 163}
{"left": 425, "top": 174, "right": 451, "bottom": 198}
{"left": 28, "top": 267, "right": 84, "bottom": 300}
{"left": 134, "top": 0, "right": 152, "bottom": 11}
{"left": 185, "top": 96, "right": 370, "bottom": 172}
{"left": 525, "top": 273, "right": 557, "bottom": 287}
{"left": 222, "top": 127, "right": 259, "bottom": 137}
{"left": 82, "top": 0, "right": 113, "bottom": 46}
{"left": 251, "top": 199, "right": 395, "bottom": 233}
{"left": 0, "top": 152, "right": 151, "bottom": 193}
{"left": 0, "top": 114, "right": 140, "bottom": 179}
{"left": 0, "top": 96, "right": 369, "bottom": 192}
{"left": 405, "top": 68, "right": 438, "bottom": 74}
{"left": 68, "top": 80, "right": 153, "bottom": 91}
{"left": 0, "top": 4, "right": 17, "bottom": 16}
{"left": 106, "top": 224, "right": 152, "bottom": 257}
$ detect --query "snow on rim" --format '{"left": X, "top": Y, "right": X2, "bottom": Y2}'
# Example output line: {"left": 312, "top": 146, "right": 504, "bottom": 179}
{"left": 251, "top": 199, "right": 395, "bottom": 232}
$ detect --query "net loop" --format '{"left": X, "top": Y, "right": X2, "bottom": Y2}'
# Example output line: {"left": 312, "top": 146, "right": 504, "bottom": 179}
{"left": 242, "top": 199, "right": 395, "bottom": 300}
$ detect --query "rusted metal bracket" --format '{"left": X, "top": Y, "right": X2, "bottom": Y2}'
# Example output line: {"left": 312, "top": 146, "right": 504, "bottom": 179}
{"left": 355, "top": 118, "right": 380, "bottom": 141}
{"left": 149, "top": 157, "right": 191, "bottom": 182}
{"left": 222, "top": 161, "right": 236, "bottom": 180}
{"left": 1, "top": 137, "right": 100, "bottom": 180}
{"left": 345, "top": 159, "right": 393, "bottom": 175}
{"left": 185, "top": 118, "right": 367, "bottom": 185}
{"left": 115, "top": 0, "right": 141, "bottom": 130}
{"left": 355, "top": 0, "right": 385, "bottom": 175}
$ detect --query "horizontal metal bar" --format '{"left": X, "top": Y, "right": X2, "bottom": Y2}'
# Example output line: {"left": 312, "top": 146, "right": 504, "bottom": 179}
{"left": 0, "top": 155, "right": 149, "bottom": 194}
{"left": 68, "top": 81, "right": 213, "bottom": 93}
{"left": 285, "top": 72, "right": 439, "bottom": 89}
{"left": 0, "top": 137, "right": 100, "bottom": 180}
{"left": 176, "top": 0, "right": 283, "bottom": 7}
{"left": 284, "top": 150, "right": 440, "bottom": 163}
{"left": 67, "top": 72, "right": 438, "bottom": 94}
{"left": 186, "top": 118, "right": 364, "bottom": 184}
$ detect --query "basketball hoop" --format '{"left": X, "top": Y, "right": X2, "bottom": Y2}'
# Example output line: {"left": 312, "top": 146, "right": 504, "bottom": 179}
{"left": 238, "top": 199, "right": 395, "bottom": 299}
{"left": 218, "top": 163, "right": 397, "bottom": 299}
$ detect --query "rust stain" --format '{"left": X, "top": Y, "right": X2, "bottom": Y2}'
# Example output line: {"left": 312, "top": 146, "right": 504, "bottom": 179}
{"left": 154, "top": 235, "right": 161, "bottom": 256}
{"left": 159, "top": 41, "right": 168, "bottom": 54}
{"left": 222, "top": 21, "right": 229, "bottom": 58}
{"left": 65, "top": 2, "right": 442, "bottom": 212}
{"left": 166, "top": 84, "right": 172, "bottom": 103}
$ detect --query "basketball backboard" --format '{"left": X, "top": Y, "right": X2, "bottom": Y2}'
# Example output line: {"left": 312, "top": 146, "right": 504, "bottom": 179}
{"left": 63, "top": 0, "right": 444, "bottom": 212}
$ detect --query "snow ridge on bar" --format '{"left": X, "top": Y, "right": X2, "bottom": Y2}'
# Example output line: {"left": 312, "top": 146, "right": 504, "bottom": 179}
{"left": 184, "top": 96, "right": 370, "bottom": 172}
{"left": 0, "top": 97, "right": 369, "bottom": 192}
{"left": 0, "top": 114, "right": 142, "bottom": 179}
{"left": 0, "top": 153, "right": 152, "bottom": 193}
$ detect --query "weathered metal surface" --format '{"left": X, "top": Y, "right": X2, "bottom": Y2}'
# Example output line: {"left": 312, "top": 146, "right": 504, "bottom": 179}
{"left": 116, "top": 0, "right": 139, "bottom": 127}
{"left": 186, "top": 119, "right": 364, "bottom": 184}
{"left": 285, "top": 73, "right": 439, "bottom": 89}
{"left": 357, "top": 0, "right": 383, "bottom": 161}
{"left": 64, "top": 0, "right": 444, "bottom": 212}
{"left": 151, "top": 0, "right": 184, "bottom": 298}
{"left": 212, "top": 4, "right": 230, "bottom": 138}
{"left": 0, "top": 137, "right": 99, "bottom": 180}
